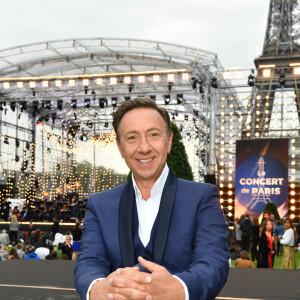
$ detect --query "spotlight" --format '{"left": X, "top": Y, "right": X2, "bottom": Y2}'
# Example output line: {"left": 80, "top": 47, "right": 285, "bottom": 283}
{"left": 4, "top": 136, "right": 9, "bottom": 144}
{"left": 44, "top": 115, "right": 50, "bottom": 122}
{"left": 150, "top": 95, "right": 156, "bottom": 101}
{"left": 104, "top": 122, "right": 109, "bottom": 128}
{"left": 20, "top": 101, "right": 27, "bottom": 112}
{"left": 184, "top": 115, "right": 189, "bottom": 123}
{"left": 3, "top": 169, "right": 7, "bottom": 176}
{"left": 168, "top": 82, "right": 173, "bottom": 91}
{"left": 112, "top": 97, "right": 117, "bottom": 108}
{"left": 26, "top": 142, "right": 30, "bottom": 150}
{"left": 87, "top": 121, "right": 93, "bottom": 129}
{"left": 51, "top": 113, "right": 57, "bottom": 124}
{"left": 71, "top": 99, "right": 77, "bottom": 109}
{"left": 177, "top": 94, "right": 183, "bottom": 104}
{"left": 10, "top": 102, "right": 16, "bottom": 112}
{"left": 0, "top": 102, "right": 4, "bottom": 111}
{"left": 210, "top": 77, "right": 218, "bottom": 88}
{"left": 124, "top": 96, "right": 131, "bottom": 101}
{"left": 99, "top": 98, "right": 107, "bottom": 109}
{"left": 248, "top": 74, "right": 255, "bottom": 87}
{"left": 57, "top": 99, "right": 63, "bottom": 110}
{"left": 129, "top": 84, "right": 134, "bottom": 93}
{"left": 21, "top": 160, "right": 28, "bottom": 172}
{"left": 32, "top": 101, "right": 39, "bottom": 115}
{"left": 16, "top": 139, "right": 20, "bottom": 148}
{"left": 164, "top": 95, "right": 171, "bottom": 104}
{"left": 279, "top": 73, "right": 286, "bottom": 86}
{"left": 84, "top": 99, "right": 90, "bottom": 108}
{"left": 45, "top": 100, "right": 51, "bottom": 109}
{"left": 192, "top": 78, "right": 198, "bottom": 89}
{"left": 15, "top": 155, "right": 20, "bottom": 162}
{"left": 91, "top": 90, "right": 96, "bottom": 100}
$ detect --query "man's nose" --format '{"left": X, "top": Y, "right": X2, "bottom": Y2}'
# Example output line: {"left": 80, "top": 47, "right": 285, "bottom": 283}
{"left": 138, "top": 136, "right": 151, "bottom": 153}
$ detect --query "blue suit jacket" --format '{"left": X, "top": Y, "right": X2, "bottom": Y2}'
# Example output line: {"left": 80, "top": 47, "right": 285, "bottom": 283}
{"left": 74, "top": 170, "right": 229, "bottom": 300}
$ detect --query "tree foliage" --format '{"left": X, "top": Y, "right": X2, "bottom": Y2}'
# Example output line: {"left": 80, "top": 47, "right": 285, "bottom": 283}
{"left": 261, "top": 202, "right": 281, "bottom": 224}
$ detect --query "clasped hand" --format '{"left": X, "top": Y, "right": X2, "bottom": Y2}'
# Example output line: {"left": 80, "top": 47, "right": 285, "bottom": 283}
{"left": 90, "top": 256, "right": 185, "bottom": 300}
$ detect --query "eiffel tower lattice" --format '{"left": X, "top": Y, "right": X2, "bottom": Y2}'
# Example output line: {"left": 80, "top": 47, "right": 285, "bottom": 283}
{"left": 247, "top": 157, "right": 271, "bottom": 210}
{"left": 243, "top": 0, "right": 300, "bottom": 138}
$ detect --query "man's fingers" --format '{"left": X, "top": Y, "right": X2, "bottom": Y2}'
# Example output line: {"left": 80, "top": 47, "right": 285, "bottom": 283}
{"left": 116, "top": 266, "right": 140, "bottom": 275}
{"left": 138, "top": 256, "right": 161, "bottom": 273}
{"left": 109, "top": 287, "right": 151, "bottom": 300}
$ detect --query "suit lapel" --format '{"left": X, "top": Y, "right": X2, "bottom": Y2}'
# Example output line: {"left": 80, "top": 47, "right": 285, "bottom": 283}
{"left": 119, "top": 179, "right": 136, "bottom": 267}
{"left": 152, "top": 170, "right": 177, "bottom": 265}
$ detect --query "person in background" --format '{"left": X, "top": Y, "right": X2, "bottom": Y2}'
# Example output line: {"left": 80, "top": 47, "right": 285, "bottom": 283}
{"left": 9, "top": 215, "right": 19, "bottom": 245}
{"left": 72, "top": 219, "right": 82, "bottom": 260}
{"left": 24, "top": 246, "right": 40, "bottom": 259}
{"left": 251, "top": 217, "right": 259, "bottom": 262}
{"left": 51, "top": 217, "right": 60, "bottom": 239}
{"left": 12, "top": 206, "right": 20, "bottom": 219}
{"left": 234, "top": 217, "right": 242, "bottom": 250}
{"left": 240, "top": 214, "right": 252, "bottom": 252}
{"left": 270, "top": 214, "right": 276, "bottom": 228}
{"left": 59, "top": 235, "right": 73, "bottom": 260}
{"left": 7, "top": 248, "right": 20, "bottom": 260}
{"left": 235, "top": 250, "right": 254, "bottom": 268}
{"left": 261, "top": 210, "right": 271, "bottom": 225}
{"left": 35, "top": 242, "right": 50, "bottom": 260}
{"left": 0, "top": 229, "right": 9, "bottom": 245}
{"left": 16, "top": 244, "right": 25, "bottom": 259}
{"left": 0, "top": 198, "right": 10, "bottom": 221}
{"left": 274, "top": 220, "right": 284, "bottom": 256}
{"left": 257, "top": 219, "right": 275, "bottom": 268}
{"left": 0, "top": 245, "right": 8, "bottom": 261}
{"left": 279, "top": 218, "right": 296, "bottom": 270}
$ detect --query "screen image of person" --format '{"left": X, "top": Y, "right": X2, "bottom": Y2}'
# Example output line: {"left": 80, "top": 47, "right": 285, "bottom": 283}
{"left": 74, "top": 97, "right": 229, "bottom": 300}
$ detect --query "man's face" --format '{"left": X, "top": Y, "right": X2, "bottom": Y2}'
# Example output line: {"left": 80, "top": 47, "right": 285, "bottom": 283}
{"left": 117, "top": 108, "right": 173, "bottom": 186}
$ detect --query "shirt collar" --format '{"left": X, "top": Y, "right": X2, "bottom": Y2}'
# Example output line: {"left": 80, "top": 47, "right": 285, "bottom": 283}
{"left": 131, "top": 164, "right": 169, "bottom": 199}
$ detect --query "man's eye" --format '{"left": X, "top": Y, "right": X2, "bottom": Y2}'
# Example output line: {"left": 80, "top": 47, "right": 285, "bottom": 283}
{"left": 129, "top": 136, "right": 136, "bottom": 140}
{"left": 151, "top": 133, "right": 158, "bottom": 137}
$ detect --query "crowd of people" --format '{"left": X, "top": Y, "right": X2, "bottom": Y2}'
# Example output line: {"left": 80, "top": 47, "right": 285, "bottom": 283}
{"left": 0, "top": 218, "right": 82, "bottom": 261}
{"left": 231, "top": 211, "right": 300, "bottom": 270}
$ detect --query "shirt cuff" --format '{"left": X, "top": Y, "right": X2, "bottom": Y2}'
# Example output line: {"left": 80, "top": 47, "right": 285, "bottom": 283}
{"left": 173, "top": 275, "right": 189, "bottom": 300}
{"left": 86, "top": 278, "right": 104, "bottom": 300}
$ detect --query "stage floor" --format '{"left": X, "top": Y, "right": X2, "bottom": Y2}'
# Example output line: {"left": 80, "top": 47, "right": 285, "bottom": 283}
{"left": 0, "top": 260, "right": 299, "bottom": 299}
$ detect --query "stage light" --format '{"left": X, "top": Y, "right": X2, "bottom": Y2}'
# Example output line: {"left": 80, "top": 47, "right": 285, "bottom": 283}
{"left": 279, "top": 73, "right": 285, "bottom": 86}
{"left": 110, "top": 77, "right": 117, "bottom": 85}
{"left": 87, "top": 121, "right": 93, "bottom": 129}
{"left": 56, "top": 187, "right": 62, "bottom": 194}
{"left": 263, "top": 69, "right": 271, "bottom": 77}
{"left": 153, "top": 75, "right": 160, "bottom": 82}
{"left": 57, "top": 99, "right": 63, "bottom": 110}
{"left": 51, "top": 113, "right": 56, "bottom": 124}
{"left": 223, "top": 71, "right": 230, "bottom": 80}
{"left": 124, "top": 96, "right": 131, "bottom": 101}
{"left": 138, "top": 76, "right": 145, "bottom": 83}
{"left": 84, "top": 99, "right": 90, "bottom": 108}
{"left": 164, "top": 95, "right": 170, "bottom": 104}
{"left": 182, "top": 73, "right": 189, "bottom": 80}
{"left": 21, "top": 160, "right": 28, "bottom": 172}
{"left": 184, "top": 115, "right": 189, "bottom": 123}
{"left": 150, "top": 95, "right": 156, "bottom": 101}
{"left": 91, "top": 90, "right": 96, "bottom": 100}
{"left": 247, "top": 74, "right": 255, "bottom": 86}
{"left": 167, "top": 74, "right": 175, "bottom": 82}
{"left": 45, "top": 100, "right": 51, "bottom": 109}
{"left": 112, "top": 97, "right": 117, "bottom": 107}
{"left": 26, "top": 142, "right": 30, "bottom": 150}
{"left": 177, "top": 94, "right": 183, "bottom": 104}
{"left": 124, "top": 76, "right": 132, "bottom": 84}
{"left": 29, "top": 81, "right": 36, "bottom": 89}
{"left": 15, "top": 139, "right": 20, "bottom": 148}
{"left": 17, "top": 82, "right": 24, "bottom": 88}
{"left": 104, "top": 122, "right": 108, "bottom": 128}
{"left": 210, "top": 77, "right": 218, "bottom": 88}
{"left": 82, "top": 79, "right": 89, "bottom": 86}
{"left": 4, "top": 136, "right": 9, "bottom": 144}
{"left": 15, "top": 155, "right": 19, "bottom": 162}
{"left": 10, "top": 102, "right": 16, "bottom": 112}
{"left": 99, "top": 98, "right": 106, "bottom": 108}
{"left": 55, "top": 80, "right": 62, "bottom": 87}
{"left": 3, "top": 82, "right": 10, "bottom": 89}
{"left": 20, "top": 101, "right": 27, "bottom": 112}
{"left": 42, "top": 80, "right": 49, "bottom": 88}
{"left": 293, "top": 67, "right": 300, "bottom": 75}
{"left": 69, "top": 79, "right": 76, "bottom": 87}
{"left": 96, "top": 78, "right": 103, "bottom": 85}
{"left": 71, "top": 99, "right": 77, "bottom": 109}
{"left": 128, "top": 83, "right": 134, "bottom": 93}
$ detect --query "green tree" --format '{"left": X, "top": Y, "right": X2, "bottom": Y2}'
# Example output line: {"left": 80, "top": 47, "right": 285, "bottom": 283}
{"left": 261, "top": 202, "right": 281, "bottom": 225}
{"left": 127, "top": 122, "right": 194, "bottom": 181}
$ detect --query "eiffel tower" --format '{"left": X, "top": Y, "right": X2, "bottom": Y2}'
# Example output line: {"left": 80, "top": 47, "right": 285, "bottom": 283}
{"left": 249, "top": 0, "right": 300, "bottom": 137}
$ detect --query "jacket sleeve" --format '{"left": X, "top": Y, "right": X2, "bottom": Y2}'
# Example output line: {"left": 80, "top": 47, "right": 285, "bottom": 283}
{"left": 74, "top": 196, "right": 111, "bottom": 300}
{"left": 174, "top": 185, "right": 229, "bottom": 300}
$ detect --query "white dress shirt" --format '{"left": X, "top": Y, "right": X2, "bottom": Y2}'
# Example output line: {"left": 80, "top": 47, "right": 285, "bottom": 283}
{"left": 280, "top": 228, "right": 295, "bottom": 246}
{"left": 87, "top": 164, "right": 189, "bottom": 300}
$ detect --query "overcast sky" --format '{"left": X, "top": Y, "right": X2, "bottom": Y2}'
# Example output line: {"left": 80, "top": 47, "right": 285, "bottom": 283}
{"left": 0, "top": 0, "right": 270, "bottom": 70}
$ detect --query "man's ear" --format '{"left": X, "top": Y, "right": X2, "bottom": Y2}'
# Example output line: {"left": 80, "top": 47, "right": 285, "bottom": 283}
{"left": 167, "top": 132, "right": 173, "bottom": 153}
{"left": 117, "top": 140, "right": 125, "bottom": 158}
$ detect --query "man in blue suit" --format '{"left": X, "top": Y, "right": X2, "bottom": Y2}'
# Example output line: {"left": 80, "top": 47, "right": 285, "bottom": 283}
{"left": 74, "top": 97, "right": 229, "bottom": 300}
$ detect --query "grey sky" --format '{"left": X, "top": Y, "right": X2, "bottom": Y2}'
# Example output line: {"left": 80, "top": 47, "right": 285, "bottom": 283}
{"left": 0, "top": 0, "right": 270, "bottom": 70}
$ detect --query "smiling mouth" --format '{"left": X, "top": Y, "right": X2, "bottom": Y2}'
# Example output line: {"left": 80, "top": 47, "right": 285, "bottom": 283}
{"left": 138, "top": 158, "right": 153, "bottom": 163}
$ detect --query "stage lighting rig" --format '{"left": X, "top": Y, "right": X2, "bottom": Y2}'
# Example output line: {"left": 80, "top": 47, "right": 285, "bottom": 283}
{"left": 99, "top": 98, "right": 107, "bottom": 109}
{"left": 177, "top": 94, "right": 183, "bottom": 104}
{"left": 87, "top": 121, "right": 93, "bottom": 129}
{"left": 279, "top": 73, "right": 286, "bottom": 87}
{"left": 210, "top": 77, "right": 218, "bottom": 88}
{"left": 20, "top": 101, "right": 27, "bottom": 112}
{"left": 15, "top": 139, "right": 20, "bottom": 148}
{"left": 104, "top": 122, "right": 109, "bottom": 128}
{"left": 45, "top": 100, "right": 51, "bottom": 110}
{"left": 4, "top": 136, "right": 9, "bottom": 144}
{"left": 112, "top": 97, "right": 117, "bottom": 108}
{"left": 71, "top": 99, "right": 77, "bottom": 109}
{"left": 164, "top": 95, "right": 171, "bottom": 104}
{"left": 84, "top": 99, "right": 90, "bottom": 108}
{"left": 248, "top": 74, "right": 255, "bottom": 87}
{"left": 10, "top": 101, "right": 16, "bottom": 112}
{"left": 57, "top": 99, "right": 63, "bottom": 110}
